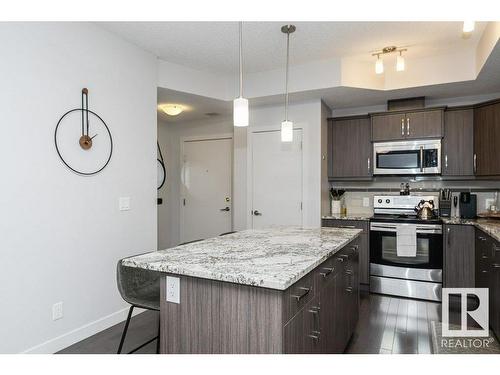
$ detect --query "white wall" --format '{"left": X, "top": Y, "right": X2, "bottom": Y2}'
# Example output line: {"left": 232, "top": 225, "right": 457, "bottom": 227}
{"left": 157, "top": 116, "right": 233, "bottom": 249}
{"left": 0, "top": 23, "right": 157, "bottom": 353}
{"left": 233, "top": 100, "right": 323, "bottom": 230}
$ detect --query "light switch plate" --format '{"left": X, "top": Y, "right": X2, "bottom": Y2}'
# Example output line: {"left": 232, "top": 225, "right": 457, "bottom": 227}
{"left": 119, "top": 197, "right": 131, "bottom": 211}
{"left": 52, "top": 302, "right": 63, "bottom": 321}
{"left": 363, "top": 197, "right": 370, "bottom": 207}
{"left": 166, "top": 276, "right": 180, "bottom": 304}
{"left": 485, "top": 198, "right": 495, "bottom": 210}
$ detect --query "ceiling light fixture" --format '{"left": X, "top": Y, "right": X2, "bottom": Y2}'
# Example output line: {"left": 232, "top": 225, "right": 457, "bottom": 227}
{"left": 281, "top": 24, "right": 296, "bottom": 143}
{"left": 159, "top": 104, "right": 183, "bottom": 116}
{"left": 233, "top": 21, "right": 249, "bottom": 127}
{"left": 372, "top": 46, "right": 407, "bottom": 74}
{"left": 396, "top": 51, "right": 405, "bottom": 72}
{"left": 462, "top": 21, "right": 475, "bottom": 38}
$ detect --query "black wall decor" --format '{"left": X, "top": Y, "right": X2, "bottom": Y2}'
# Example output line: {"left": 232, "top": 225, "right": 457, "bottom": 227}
{"left": 54, "top": 88, "right": 113, "bottom": 175}
{"left": 157, "top": 141, "right": 166, "bottom": 190}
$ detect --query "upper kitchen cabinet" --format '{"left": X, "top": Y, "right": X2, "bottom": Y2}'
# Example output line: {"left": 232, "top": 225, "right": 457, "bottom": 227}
{"left": 442, "top": 107, "right": 474, "bottom": 177}
{"left": 328, "top": 115, "right": 372, "bottom": 179}
{"left": 371, "top": 108, "right": 444, "bottom": 142}
{"left": 474, "top": 99, "right": 500, "bottom": 177}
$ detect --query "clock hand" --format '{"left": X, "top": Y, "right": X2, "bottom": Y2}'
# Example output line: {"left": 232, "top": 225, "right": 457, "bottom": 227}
{"left": 90, "top": 134, "right": 98, "bottom": 140}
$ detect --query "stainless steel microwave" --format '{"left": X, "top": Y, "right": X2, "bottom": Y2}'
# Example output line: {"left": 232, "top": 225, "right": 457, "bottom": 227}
{"left": 373, "top": 139, "right": 441, "bottom": 175}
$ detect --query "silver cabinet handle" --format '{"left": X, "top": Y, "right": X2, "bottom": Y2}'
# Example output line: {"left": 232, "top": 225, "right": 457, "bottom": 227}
{"left": 308, "top": 330, "right": 321, "bottom": 341}
{"left": 367, "top": 157, "right": 370, "bottom": 172}
{"left": 252, "top": 210, "right": 262, "bottom": 216}
{"left": 478, "top": 236, "right": 487, "bottom": 241}
{"left": 474, "top": 153, "right": 477, "bottom": 174}
{"left": 407, "top": 117, "right": 410, "bottom": 136}
{"left": 346, "top": 287, "right": 353, "bottom": 293}
{"left": 493, "top": 264, "right": 500, "bottom": 269}
{"left": 447, "top": 227, "right": 451, "bottom": 246}
{"left": 345, "top": 270, "right": 353, "bottom": 275}
{"left": 220, "top": 207, "right": 230, "bottom": 212}
{"left": 401, "top": 118, "right": 405, "bottom": 136}
{"left": 290, "top": 286, "right": 311, "bottom": 301}
{"left": 319, "top": 267, "right": 334, "bottom": 278}
{"left": 445, "top": 154, "right": 448, "bottom": 169}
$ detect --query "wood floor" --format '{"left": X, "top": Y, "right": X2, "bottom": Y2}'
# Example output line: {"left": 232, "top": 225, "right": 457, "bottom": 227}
{"left": 58, "top": 293, "right": 444, "bottom": 354}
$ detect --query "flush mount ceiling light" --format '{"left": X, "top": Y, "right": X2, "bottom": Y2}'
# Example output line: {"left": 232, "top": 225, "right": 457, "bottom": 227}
{"left": 372, "top": 46, "right": 407, "bottom": 74}
{"left": 159, "top": 104, "right": 183, "bottom": 116}
{"left": 463, "top": 21, "right": 475, "bottom": 38}
{"left": 233, "top": 21, "right": 249, "bottom": 127}
{"left": 281, "top": 24, "right": 296, "bottom": 143}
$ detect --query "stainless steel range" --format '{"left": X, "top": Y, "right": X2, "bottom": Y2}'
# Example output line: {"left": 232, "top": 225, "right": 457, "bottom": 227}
{"left": 370, "top": 195, "right": 443, "bottom": 302}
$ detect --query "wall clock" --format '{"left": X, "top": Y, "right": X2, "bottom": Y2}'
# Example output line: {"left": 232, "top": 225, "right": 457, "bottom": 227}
{"left": 157, "top": 141, "right": 166, "bottom": 190}
{"left": 54, "top": 88, "right": 113, "bottom": 175}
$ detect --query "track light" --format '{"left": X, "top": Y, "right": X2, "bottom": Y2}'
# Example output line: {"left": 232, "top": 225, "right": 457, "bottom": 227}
{"left": 375, "top": 55, "right": 384, "bottom": 74}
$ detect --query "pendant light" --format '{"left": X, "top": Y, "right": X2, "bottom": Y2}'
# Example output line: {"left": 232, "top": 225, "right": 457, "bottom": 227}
{"left": 396, "top": 51, "right": 405, "bottom": 72}
{"left": 233, "top": 22, "right": 249, "bottom": 127}
{"left": 375, "top": 54, "right": 384, "bottom": 74}
{"left": 281, "top": 24, "right": 296, "bottom": 143}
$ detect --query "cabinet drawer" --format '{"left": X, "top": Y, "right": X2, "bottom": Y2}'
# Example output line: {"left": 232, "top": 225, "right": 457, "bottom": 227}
{"left": 322, "top": 219, "right": 367, "bottom": 230}
{"left": 284, "top": 272, "right": 315, "bottom": 322}
{"left": 314, "top": 254, "right": 342, "bottom": 290}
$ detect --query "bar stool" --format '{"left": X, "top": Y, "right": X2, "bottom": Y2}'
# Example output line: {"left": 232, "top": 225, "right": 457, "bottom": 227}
{"left": 116, "top": 257, "right": 161, "bottom": 354}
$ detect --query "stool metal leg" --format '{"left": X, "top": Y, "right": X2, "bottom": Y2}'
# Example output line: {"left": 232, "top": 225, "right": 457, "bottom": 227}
{"left": 117, "top": 305, "right": 134, "bottom": 354}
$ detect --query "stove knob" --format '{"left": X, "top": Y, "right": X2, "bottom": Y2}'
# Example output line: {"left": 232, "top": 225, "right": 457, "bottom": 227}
{"left": 386, "top": 199, "right": 390, "bottom": 204}
{"left": 378, "top": 199, "right": 382, "bottom": 203}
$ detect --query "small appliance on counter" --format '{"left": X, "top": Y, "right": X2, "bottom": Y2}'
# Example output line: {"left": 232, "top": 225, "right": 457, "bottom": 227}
{"left": 439, "top": 188, "right": 451, "bottom": 217}
{"left": 459, "top": 192, "right": 477, "bottom": 219}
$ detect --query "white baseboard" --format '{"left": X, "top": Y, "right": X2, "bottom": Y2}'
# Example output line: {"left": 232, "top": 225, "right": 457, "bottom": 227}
{"left": 22, "top": 306, "right": 145, "bottom": 354}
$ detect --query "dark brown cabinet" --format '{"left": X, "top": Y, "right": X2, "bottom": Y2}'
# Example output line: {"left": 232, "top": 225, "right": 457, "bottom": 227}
{"left": 442, "top": 108, "right": 475, "bottom": 177}
{"left": 283, "top": 238, "right": 361, "bottom": 353}
{"left": 475, "top": 229, "right": 500, "bottom": 340}
{"left": 371, "top": 109, "right": 443, "bottom": 142}
{"left": 474, "top": 100, "right": 500, "bottom": 176}
{"left": 322, "top": 218, "right": 369, "bottom": 286}
{"left": 443, "top": 224, "right": 475, "bottom": 288}
{"left": 328, "top": 116, "right": 372, "bottom": 179}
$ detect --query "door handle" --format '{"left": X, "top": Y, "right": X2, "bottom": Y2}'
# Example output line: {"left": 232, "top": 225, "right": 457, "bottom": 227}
{"left": 445, "top": 154, "right": 448, "bottom": 169}
{"left": 473, "top": 153, "right": 477, "bottom": 174}
{"left": 220, "top": 207, "right": 230, "bottom": 212}
{"left": 407, "top": 117, "right": 410, "bottom": 136}
{"left": 447, "top": 227, "right": 451, "bottom": 246}
{"left": 253, "top": 210, "right": 262, "bottom": 216}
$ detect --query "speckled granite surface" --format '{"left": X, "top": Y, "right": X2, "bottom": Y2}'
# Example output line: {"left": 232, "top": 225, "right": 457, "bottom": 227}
{"left": 122, "top": 227, "right": 362, "bottom": 290}
{"left": 322, "top": 215, "right": 372, "bottom": 221}
{"left": 442, "top": 218, "right": 500, "bottom": 242}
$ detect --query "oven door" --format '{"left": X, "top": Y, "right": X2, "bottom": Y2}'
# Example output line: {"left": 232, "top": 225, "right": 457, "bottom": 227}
{"left": 370, "top": 222, "right": 443, "bottom": 270}
{"left": 373, "top": 140, "right": 441, "bottom": 175}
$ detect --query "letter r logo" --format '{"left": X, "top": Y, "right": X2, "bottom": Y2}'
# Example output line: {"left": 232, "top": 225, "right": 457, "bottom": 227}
{"left": 442, "top": 288, "right": 489, "bottom": 337}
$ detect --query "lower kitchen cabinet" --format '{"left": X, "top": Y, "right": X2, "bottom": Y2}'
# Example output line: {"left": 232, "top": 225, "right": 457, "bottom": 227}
{"left": 283, "top": 238, "right": 361, "bottom": 353}
{"left": 443, "top": 224, "right": 475, "bottom": 288}
{"left": 322, "top": 218, "right": 369, "bottom": 286}
{"left": 475, "top": 229, "right": 500, "bottom": 340}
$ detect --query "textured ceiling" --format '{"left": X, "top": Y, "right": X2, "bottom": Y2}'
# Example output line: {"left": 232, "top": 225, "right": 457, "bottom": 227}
{"left": 98, "top": 21, "right": 486, "bottom": 75}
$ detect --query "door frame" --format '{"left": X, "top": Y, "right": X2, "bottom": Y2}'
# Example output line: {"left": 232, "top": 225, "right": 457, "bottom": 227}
{"left": 179, "top": 133, "right": 234, "bottom": 243}
{"left": 247, "top": 127, "right": 304, "bottom": 229}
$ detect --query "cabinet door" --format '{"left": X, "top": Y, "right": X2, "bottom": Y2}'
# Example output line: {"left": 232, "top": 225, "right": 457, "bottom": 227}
{"left": 443, "top": 109, "right": 474, "bottom": 176}
{"left": 330, "top": 118, "right": 372, "bottom": 178}
{"left": 475, "top": 231, "right": 492, "bottom": 288}
{"left": 318, "top": 275, "right": 338, "bottom": 353}
{"left": 405, "top": 110, "right": 443, "bottom": 139}
{"left": 491, "top": 246, "right": 500, "bottom": 340}
{"left": 346, "top": 243, "right": 360, "bottom": 339}
{"left": 444, "top": 225, "right": 475, "bottom": 288}
{"left": 372, "top": 113, "right": 405, "bottom": 141}
{"left": 283, "top": 296, "right": 321, "bottom": 354}
{"left": 474, "top": 102, "right": 500, "bottom": 176}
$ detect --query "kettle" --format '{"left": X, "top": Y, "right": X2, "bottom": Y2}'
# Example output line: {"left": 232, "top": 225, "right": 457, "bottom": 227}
{"left": 414, "top": 200, "right": 435, "bottom": 220}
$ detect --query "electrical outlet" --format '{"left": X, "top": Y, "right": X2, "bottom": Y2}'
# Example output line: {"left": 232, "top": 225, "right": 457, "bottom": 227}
{"left": 485, "top": 198, "right": 495, "bottom": 210}
{"left": 52, "top": 302, "right": 63, "bottom": 321}
{"left": 166, "top": 276, "right": 180, "bottom": 304}
{"left": 363, "top": 197, "right": 370, "bottom": 207}
{"left": 119, "top": 197, "right": 131, "bottom": 211}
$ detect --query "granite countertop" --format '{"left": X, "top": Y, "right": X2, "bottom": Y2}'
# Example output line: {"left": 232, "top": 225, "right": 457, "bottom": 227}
{"left": 322, "top": 214, "right": 372, "bottom": 221}
{"left": 122, "top": 227, "right": 362, "bottom": 290}
{"left": 442, "top": 218, "right": 500, "bottom": 242}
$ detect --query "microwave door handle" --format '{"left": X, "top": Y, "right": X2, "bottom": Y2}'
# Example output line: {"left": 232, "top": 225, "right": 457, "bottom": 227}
{"left": 420, "top": 146, "right": 424, "bottom": 172}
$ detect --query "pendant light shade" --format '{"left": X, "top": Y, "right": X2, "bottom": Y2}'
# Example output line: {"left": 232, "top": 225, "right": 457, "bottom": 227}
{"left": 375, "top": 55, "right": 384, "bottom": 74}
{"left": 281, "top": 120, "right": 293, "bottom": 142}
{"left": 234, "top": 97, "right": 249, "bottom": 127}
{"left": 281, "top": 25, "right": 296, "bottom": 143}
{"left": 396, "top": 52, "right": 405, "bottom": 72}
{"left": 233, "top": 22, "right": 249, "bottom": 127}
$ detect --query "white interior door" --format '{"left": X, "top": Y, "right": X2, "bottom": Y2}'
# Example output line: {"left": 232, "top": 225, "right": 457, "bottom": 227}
{"left": 181, "top": 137, "right": 232, "bottom": 243}
{"left": 251, "top": 130, "right": 302, "bottom": 229}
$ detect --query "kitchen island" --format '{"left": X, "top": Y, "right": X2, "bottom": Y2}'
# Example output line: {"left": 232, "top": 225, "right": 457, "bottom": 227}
{"left": 123, "top": 226, "right": 362, "bottom": 354}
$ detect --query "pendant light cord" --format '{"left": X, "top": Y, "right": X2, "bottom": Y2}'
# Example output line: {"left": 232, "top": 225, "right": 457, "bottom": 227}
{"left": 239, "top": 21, "right": 243, "bottom": 98}
{"left": 285, "top": 29, "right": 290, "bottom": 122}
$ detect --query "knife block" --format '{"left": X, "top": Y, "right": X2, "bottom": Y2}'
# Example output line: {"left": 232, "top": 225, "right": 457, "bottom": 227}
{"left": 439, "top": 199, "right": 451, "bottom": 217}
